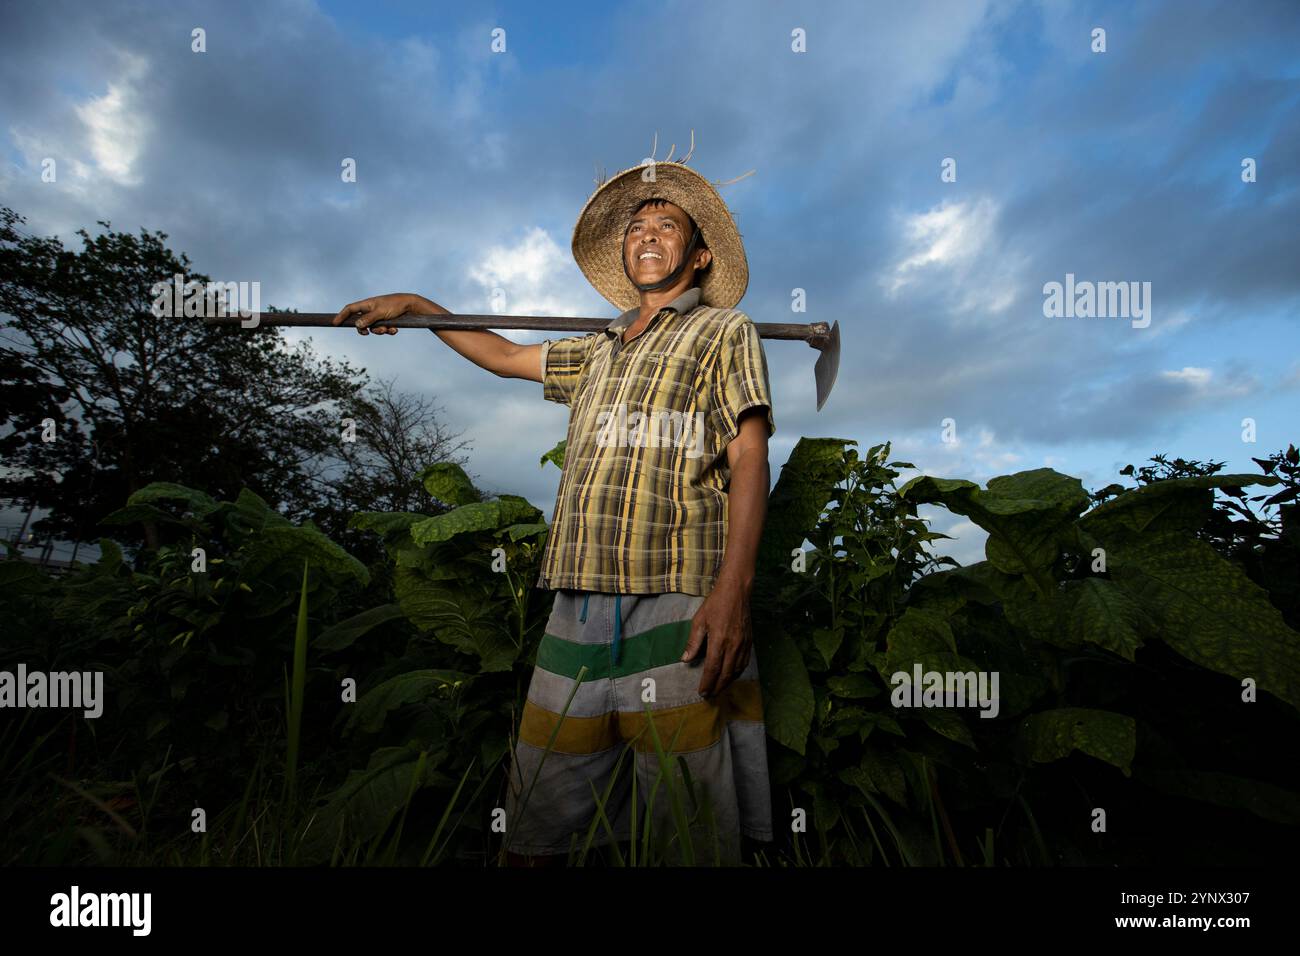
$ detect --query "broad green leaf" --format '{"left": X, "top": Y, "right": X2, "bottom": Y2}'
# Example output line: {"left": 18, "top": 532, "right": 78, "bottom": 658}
{"left": 826, "top": 704, "right": 871, "bottom": 736}
{"left": 1081, "top": 473, "right": 1280, "bottom": 539}
{"left": 218, "top": 487, "right": 289, "bottom": 534}
{"left": 500, "top": 521, "right": 549, "bottom": 542}
{"left": 861, "top": 745, "right": 908, "bottom": 806}
{"left": 297, "top": 745, "right": 455, "bottom": 864}
{"left": 813, "top": 626, "right": 844, "bottom": 668}
{"left": 99, "top": 503, "right": 190, "bottom": 527}
{"left": 1057, "top": 578, "right": 1149, "bottom": 660}
{"left": 126, "top": 481, "right": 218, "bottom": 515}
{"left": 907, "top": 561, "right": 1015, "bottom": 614}
{"left": 877, "top": 608, "right": 978, "bottom": 683}
{"left": 1000, "top": 575, "right": 1150, "bottom": 662}
{"left": 420, "top": 462, "right": 481, "bottom": 506}
{"left": 813, "top": 783, "right": 841, "bottom": 832}
{"left": 758, "top": 437, "right": 855, "bottom": 575}
{"left": 767, "top": 744, "right": 805, "bottom": 787}
{"left": 943, "top": 610, "right": 1050, "bottom": 719}
{"left": 315, "top": 604, "right": 407, "bottom": 652}
{"left": 754, "top": 621, "right": 814, "bottom": 755}
{"left": 409, "top": 497, "right": 540, "bottom": 546}
{"left": 839, "top": 765, "right": 876, "bottom": 796}
{"left": 241, "top": 524, "right": 369, "bottom": 586}
{"left": 393, "top": 566, "right": 518, "bottom": 671}
{"left": 917, "top": 707, "right": 976, "bottom": 748}
{"left": 346, "top": 670, "right": 474, "bottom": 734}
{"left": 1018, "top": 707, "right": 1135, "bottom": 775}
{"left": 901, "top": 469, "right": 1091, "bottom": 583}
{"left": 539, "top": 439, "right": 566, "bottom": 471}
{"left": 1110, "top": 531, "right": 1300, "bottom": 711}
{"left": 349, "top": 512, "right": 429, "bottom": 537}
{"left": 1135, "top": 769, "right": 1300, "bottom": 826}
{"left": 827, "top": 673, "right": 880, "bottom": 699}
{"left": 999, "top": 577, "right": 1061, "bottom": 645}
{"left": 861, "top": 710, "right": 905, "bottom": 737}
{"left": 95, "top": 538, "right": 123, "bottom": 573}
{"left": 393, "top": 544, "right": 460, "bottom": 577}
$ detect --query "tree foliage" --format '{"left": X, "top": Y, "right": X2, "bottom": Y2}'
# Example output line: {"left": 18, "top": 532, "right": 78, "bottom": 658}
{"left": 0, "top": 206, "right": 460, "bottom": 561}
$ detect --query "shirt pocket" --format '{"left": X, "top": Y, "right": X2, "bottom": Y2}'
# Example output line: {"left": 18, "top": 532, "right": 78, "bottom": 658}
{"left": 622, "top": 350, "right": 705, "bottom": 409}
{"left": 615, "top": 352, "right": 711, "bottom": 463}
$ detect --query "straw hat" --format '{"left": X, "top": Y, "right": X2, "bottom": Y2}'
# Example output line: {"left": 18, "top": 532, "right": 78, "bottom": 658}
{"left": 572, "top": 135, "right": 751, "bottom": 311}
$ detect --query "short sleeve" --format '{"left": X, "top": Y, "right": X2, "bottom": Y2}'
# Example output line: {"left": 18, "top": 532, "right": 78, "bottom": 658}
{"left": 712, "top": 317, "right": 775, "bottom": 445}
{"left": 541, "top": 333, "right": 598, "bottom": 406}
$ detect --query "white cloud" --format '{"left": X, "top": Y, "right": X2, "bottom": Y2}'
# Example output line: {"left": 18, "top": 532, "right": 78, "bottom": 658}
{"left": 1160, "top": 366, "right": 1213, "bottom": 388}
{"left": 465, "top": 226, "right": 587, "bottom": 317}
{"left": 881, "top": 196, "right": 1026, "bottom": 315}
{"left": 969, "top": 426, "right": 1022, "bottom": 471}
{"left": 1158, "top": 365, "right": 1253, "bottom": 399}
{"left": 1147, "top": 306, "right": 1194, "bottom": 338}
{"left": 886, "top": 198, "right": 995, "bottom": 292}
{"left": 937, "top": 518, "right": 987, "bottom": 567}
{"left": 894, "top": 426, "right": 1023, "bottom": 488}
{"left": 72, "top": 50, "right": 151, "bottom": 186}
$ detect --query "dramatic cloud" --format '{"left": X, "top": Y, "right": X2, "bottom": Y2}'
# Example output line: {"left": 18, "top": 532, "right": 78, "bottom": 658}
{"left": 3, "top": 0, "right": 1296, "bottom": 565}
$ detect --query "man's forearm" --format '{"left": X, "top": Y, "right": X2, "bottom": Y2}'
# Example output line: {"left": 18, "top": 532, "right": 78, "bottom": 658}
{"left": 715, "top": 445, "right": 769, "bottom": 590}
{"left": 406, "top": 294, "right": 526, "bottom": 377}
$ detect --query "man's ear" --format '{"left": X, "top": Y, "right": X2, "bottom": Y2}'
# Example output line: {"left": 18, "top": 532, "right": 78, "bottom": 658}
{"left": 695, "top": 248, "right": 713, "bottom": 271}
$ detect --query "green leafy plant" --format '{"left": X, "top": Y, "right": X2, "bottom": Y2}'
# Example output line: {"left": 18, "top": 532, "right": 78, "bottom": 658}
{"left": 750, "top": 438, "right": 1300, "bottom": 866}
{"left": 5, "top": 441, "right": 1299, "bottom": 867}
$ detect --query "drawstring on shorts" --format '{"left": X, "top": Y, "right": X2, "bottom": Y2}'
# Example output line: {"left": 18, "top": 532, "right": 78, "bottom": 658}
{"left": 576, "top": 592, "right": 623, "bottom": 665}
{"left": 612, "top": 594, "right": 623, "bottom": 666}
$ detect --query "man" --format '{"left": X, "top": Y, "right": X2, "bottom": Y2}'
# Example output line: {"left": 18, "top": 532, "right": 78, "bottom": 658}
{"left": 332, "top": 159, "right": 775, "bottom": 866}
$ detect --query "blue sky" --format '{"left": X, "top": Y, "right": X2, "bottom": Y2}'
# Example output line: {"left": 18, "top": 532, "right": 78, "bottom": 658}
{"left": 1, "top": 0, "right": 1297, "bottom": 566}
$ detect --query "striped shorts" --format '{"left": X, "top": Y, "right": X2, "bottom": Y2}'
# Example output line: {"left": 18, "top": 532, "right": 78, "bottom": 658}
{"left": 503, "top": 589, "right": 774, "bottom": 863}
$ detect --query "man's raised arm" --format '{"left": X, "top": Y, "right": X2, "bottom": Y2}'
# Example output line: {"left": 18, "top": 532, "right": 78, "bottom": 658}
{"left": 331, "top": 292, "right": 542, "bottom": 382}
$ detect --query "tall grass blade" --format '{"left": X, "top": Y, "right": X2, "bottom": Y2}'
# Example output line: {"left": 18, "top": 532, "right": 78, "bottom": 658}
{"left": 285, "top": 558, "right": 310, "bottom": 806}
{"left": 501, "top": 664, "right": 588, "bottom": 862}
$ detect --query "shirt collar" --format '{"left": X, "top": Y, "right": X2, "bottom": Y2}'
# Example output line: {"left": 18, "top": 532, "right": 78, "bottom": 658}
{"left": 604, "top": 285, "right": 702, "bottom": 336}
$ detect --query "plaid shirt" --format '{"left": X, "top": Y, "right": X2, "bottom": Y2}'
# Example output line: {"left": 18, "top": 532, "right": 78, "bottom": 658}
{"left": 535, "top": 286, "right": 775, "bottom": 595}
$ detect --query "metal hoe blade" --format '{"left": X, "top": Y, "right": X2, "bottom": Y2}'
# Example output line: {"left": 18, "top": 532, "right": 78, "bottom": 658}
{"left": 813, "top": 320, "right": 840, "bottom": 412}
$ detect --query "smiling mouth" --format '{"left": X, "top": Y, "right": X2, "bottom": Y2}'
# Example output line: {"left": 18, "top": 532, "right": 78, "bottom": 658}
{"left": 635, "top": 251, "right": 665, "bottom": 266}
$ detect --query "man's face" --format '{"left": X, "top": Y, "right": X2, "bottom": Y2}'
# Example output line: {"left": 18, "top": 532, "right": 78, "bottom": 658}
{"left": 623, "top": 200, "right": 711, "bottom": 287}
